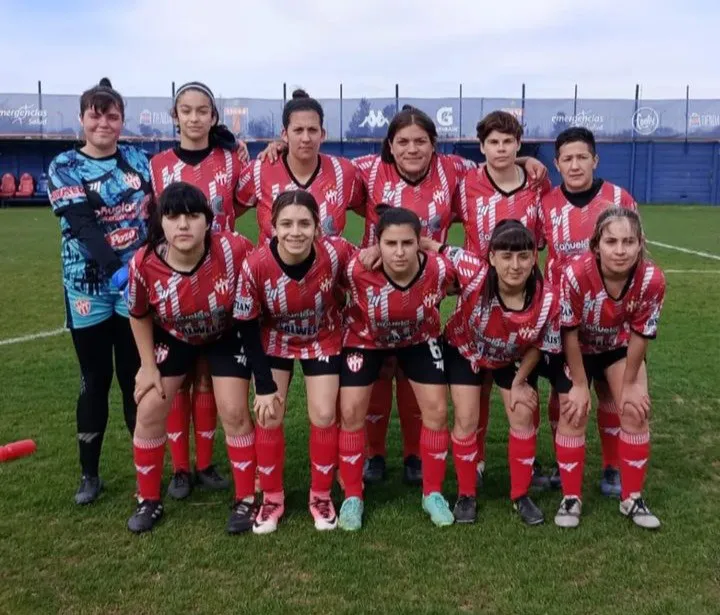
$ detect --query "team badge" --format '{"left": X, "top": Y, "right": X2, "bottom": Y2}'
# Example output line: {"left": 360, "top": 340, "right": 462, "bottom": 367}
{"left": 74, "top": 298, "right": 91, "bottom": 316}
{"left": 346, "top": 352, "right": 364, "bottom": 373}
{"left": 124, "top": 172, "right": 142, "bottom": 190}
{"left": 154, "top": 343, "right": 169, "bottom": 365}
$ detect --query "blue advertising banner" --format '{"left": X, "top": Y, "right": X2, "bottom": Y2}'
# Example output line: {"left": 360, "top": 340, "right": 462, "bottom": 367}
{"left": 460, "top": 98, "right": 522, "bottom": 139}
{"left": 399, "top": 98, "right": 461, "bottom": 139}
{"left": 0, "top": 94, "right": 47, "bottom": 136}
{"left": 342, "top": 98, "right": 397, "bottom": 139}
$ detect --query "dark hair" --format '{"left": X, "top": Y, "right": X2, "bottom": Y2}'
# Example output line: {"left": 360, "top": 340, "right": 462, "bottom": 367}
{"left": 271, "top": 189, "right": 320, "bottom": 228}
{"left": 145, "top": 182, "right": 213, "bottom": 253}
{"left": 476, "top": 110, "right": 523, "bottom": 142}
{"left": 555, "top": 127, "right": 597, "bottom": 157}
{"left": 380, "top": 106, "right": 437, "bottom": 164}
{"left": 589, "top": 206, "right": 646, "bottom": 261}
{"left": 482, "top": 219, "right": 542, "bottom": 306}
{"left": 173, "top": 81, "right": 238, "bottom": 151}
{"left": 375, "top": 205, "right": 422, "bottom": 240}
{"left": 282, "top": 89, "right": 324, "bottom": 129}
{"left": 80, "top": 77, "right": 125, "bottom": 119}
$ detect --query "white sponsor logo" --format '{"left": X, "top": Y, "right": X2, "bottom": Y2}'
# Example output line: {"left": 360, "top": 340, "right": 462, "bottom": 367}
{"left": 77, "top": 432, "right": 99, "bottom": 443}
{"left": 135, "top": 465, "right": 155, "bottom": 475}
{"left": 257, "top": 465, "right": 275, "bottom": 476}
{"left": 234, "top": 353, "right": 248, "bottom": 366}
{"left": 516, "top": 457, "right": 536, "bottom": 466}
{"left": 138, "top": 109, "right": 173, "bottom": 126}
{"left": 87, "top": 181, "right": 102, "bottom": 193}
{"left": 558, "top": 462, "right": 578, "bottom": 473}
{"left": 552, "top": 109, "right": 605, "bottom": 132}
{"left": 232, "top": 461, "right": 253, "bottom": 472}
{"left": 458, "top": 451, "right": 478, "bottom": 463}
{"left": 632, "top": 107, "right": 659, "bottom": 136}
{"left": 197, "top": 430, "right": 215, "bottom": 440}
{"left": 430, "top": 451, "right": 448, "bottom": 461}
{"left": 0, "top": 104, "right": 48, "bottom": 126}
{"left": 340, "top": 454, "right": 363, "bottom": 465}
{"left": 688, "top": 112, "right": 720, "bottom": 129}
{"left": 346, "top": 352, "right": 364, "bottom": 373}
{"left": 603, "top": 427, "right": 621, "bottom": 436}
{"left": 624, "top": 458, "right": 648, "bottom": 469}
{"left": 313, "top": 463, "right": 334, "bottom": 475}
{"left": 436, "top": 106, "right": 453, "bottom": 127}
{"left": 167, "top": 432, "right": 182, "bottom": 443}
{"left": 359, "top": 109, "right": 390, "bottom": 129}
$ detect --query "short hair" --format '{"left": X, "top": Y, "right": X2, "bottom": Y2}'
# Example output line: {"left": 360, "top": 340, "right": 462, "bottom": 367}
{"left": 380, "top": 106, "right": 437, "bottom": 164}
{"left": 476, "top": 111, "right": 523, "bottom": 143}
{"left": 80, "top": 78, "right": 124, "bottom": 119}
{"left": 271, "top": 189, "right": 320, "bottom": 227}
{"left": 555, "top": 127, "right": 597, "bottom": 157}
{"left": 282, "top": 89, "right": 324, "bottom": 129}
{"left": 375, "top": 205, "right": 422, "bottom": 240}
{"left": 146, "top": 181, "right": 213, "bottom": 252}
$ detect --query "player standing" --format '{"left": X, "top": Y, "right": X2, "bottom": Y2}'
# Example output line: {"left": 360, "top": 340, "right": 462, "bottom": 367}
{"left": 47, "top": 78, "right": 152, "bottom": 505}
{"left": 537, "top": 127, "right": 637, "bottom": 494}
{"left": 148, "top": 81, "right": 249, "bottom": 500}
{"left": 336, "top": 207, "right": 457, "bottom": 530}
{"left": 124, "top": 182, "right": 276, "bottom": 533}
{"left": 554, "top": 207, "right": 664, "bottom": 529}
{"left": 233, "top": 190, "right": 356, "bottom": 534}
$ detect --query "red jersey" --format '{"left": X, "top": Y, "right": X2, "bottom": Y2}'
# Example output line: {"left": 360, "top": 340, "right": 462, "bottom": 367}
{"left": 560, "top": 252, "right": 665, "bottom": 355}
{"left": 456, "top": 167, "right": 551, "bottom": 259}
{"left": 344, "top": 251, "right": 455, "bottom": 349}
{"left": 537, "top": 181, "right": 637, "bottom": 286}
{"left": 443, "top": 247, "right": 561, "bottom": 371}
{"left": 233, "top": 236, "right": 355, "bottom": 358}
{"left": 235, "top": 154, "right": 364, "bottom": 244}
{"left": 353, "top": 153, "right": 475, "bottom": 247}
{"left": 127, "top": 231, "right": 254, "bottom": 345}
{"left": 149, "top": 147, "right": 245, "bottom": 232}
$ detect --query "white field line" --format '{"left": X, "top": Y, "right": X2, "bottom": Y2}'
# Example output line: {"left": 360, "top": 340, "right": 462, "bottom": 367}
{"left": 647, "top": 240, "right": 720, "bottom": 262}
{"left": 664, "top": 269, "right": 720, "bottom": 273}
{"left": 0, "top": 327, "right": 67, "bottom": 347}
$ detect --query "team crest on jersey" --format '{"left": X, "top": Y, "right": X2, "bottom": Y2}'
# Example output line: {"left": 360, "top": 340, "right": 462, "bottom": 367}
{"left": 433, "top": 189, "right": 444, "bottom": 204}
{"left": 210, "top": 195, "right": 223, "bottom": 215}
{"left": 423, "top": 293, "right": 439, "bottom": 308}
{"left": 214, "top": 170, "right": 229, "bottom": 186}
{"left": 625, "top": 299, "right": 637, "bottom": 313}
{"left": 346, "top": 352, "right": 364, "bottom": 373}
{"left": 124, "top": 172, "right": 142, "bottom": 191}
{"left": 518, "top": 326, "right": 536, "bottom": 340}
{"left": 214, "top": 277, "right": 230, "bottom": 295}
{"left": 74, "top": 298, "right": 91, "bottom": 316}
{"left": 320, "top": 277, "right": 332, "bottom": 292}
{"left": 154, "top": 343, "right": 169, "bottom": 364}
{"left": 325, "top": 187, "right": 338, "bottom": 205}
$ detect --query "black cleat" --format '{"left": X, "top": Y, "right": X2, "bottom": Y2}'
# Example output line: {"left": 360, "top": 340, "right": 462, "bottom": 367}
{"left": 548, "top": 462, "right": 562, "bottom": 490}
{"left": 453, "top": 495, "right": 477, "bottom": 524}
{"left": 402, "top": 454, "right": 423, "bottom": 486}
{"left": 363, "top": 455, "right": 387, "bottom": 484}
{"left": 530, "top": 460, "right": 551, "bottom": 491}
{"left": 167, "top": 470, "right": 192, "bottom": 500}
{"left": 75, "top": 475, "right": 104, "bottom": 505}
{"left": 195, "top": 465, "right": 230, "bottom": 490}
{"left": 128, "top": 500, "right": 164, "bottom": 534}
{"left": 226, "top": 498, "right": 256, "bottom": 534}
{"left": 513, "top": 495, "right": 545, "bottom": 526}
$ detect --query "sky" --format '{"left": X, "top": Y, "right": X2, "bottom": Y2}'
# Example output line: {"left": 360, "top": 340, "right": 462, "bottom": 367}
{"left": 0, "top": 0, "right": 718, "bottom": 100}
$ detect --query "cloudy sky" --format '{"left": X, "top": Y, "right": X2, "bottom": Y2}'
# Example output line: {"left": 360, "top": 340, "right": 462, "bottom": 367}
{"left": 0, "top": 0, "right": 716, "bottom": 100}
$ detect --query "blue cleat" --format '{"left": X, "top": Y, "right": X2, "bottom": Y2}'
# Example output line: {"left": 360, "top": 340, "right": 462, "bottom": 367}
{"left": 338, "top": 497, "right": 364, "bottom": 531}
{"left": 422, "top": 492, "right": 454, "bottom": 527}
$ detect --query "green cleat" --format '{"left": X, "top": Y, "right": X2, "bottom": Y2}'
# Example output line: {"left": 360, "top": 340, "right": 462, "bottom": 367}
{"left": 422, "top": 492, "right": 455, "bottom": 527}
{"left": 338, "top": 497, "right": 364, "bottom": 531}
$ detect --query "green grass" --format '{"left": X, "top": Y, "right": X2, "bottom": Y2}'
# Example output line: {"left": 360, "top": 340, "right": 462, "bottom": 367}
{"left": 1, "top": 205, "right": 720, "bottom": 615}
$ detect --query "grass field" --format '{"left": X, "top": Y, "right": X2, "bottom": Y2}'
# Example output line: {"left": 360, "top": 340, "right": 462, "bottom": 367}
{"left": 1, "top": 205, "right": 719, "bottom": 615}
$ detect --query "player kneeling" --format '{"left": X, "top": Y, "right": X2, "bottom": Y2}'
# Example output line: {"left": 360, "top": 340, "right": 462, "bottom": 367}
{"left": 125, "top": 182, "right": 281, "bottom": 534}
{"left": 554, "top": 207, "right": 665, "bottom": 530}
{"left": 337, "top": 207, "right": 456, "bottom": 530}
{"left": 426, "top": 220, "right": 561, "bottom": 525}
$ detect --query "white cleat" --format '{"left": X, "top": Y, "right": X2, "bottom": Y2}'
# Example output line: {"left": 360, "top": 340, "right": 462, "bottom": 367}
{"left": 620, "top": 495, "right": 661, "bottom": 530}
{"left": 554, "top": 496, "right": 582, "bottom": 528}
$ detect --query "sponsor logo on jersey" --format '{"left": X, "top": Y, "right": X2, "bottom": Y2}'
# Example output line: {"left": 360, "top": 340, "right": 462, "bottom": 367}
{"left": 74, "top": 298, "right": 92, "bottom": 316}
{"left": 154, "top": 343, "right": 169, "bottom": 365}
{"left": 124, "top": 172, "right": 142, "bottom": 190}
{"left": 359, "top": 109, "right": 390, "bottom": 129}
{"left": 234, "top": 296, "right": 254, "bottom": 318}
{"left": 50, "top": 185, "right": 85, "bottom": 202}
{"left": 106, "top": 227, "right": 139, "bottom": 250}
{"left": 346, "top": 352, "right": 364, "bottom": 373}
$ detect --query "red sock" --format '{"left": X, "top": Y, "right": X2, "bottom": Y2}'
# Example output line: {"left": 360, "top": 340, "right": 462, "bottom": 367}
{"left": 548, "top": 390, "right": 560, "bottom": 450}
{"left": 397, "top": 377, "right": 421, "bottom": 458}
{"left": 166, "top": 390, "right": 191, "bottom": 472}
{"left": 476, "top": 386, "right": 491, "bottom": 464}
{"left": 555, "top": 433, "right": 586, "bottom": 498}
{"left": 597, "top": 400, "right": 622, "bottom": 468}
{"left": 452, "top": 432, "right": 478, "bottom": 497}
{"left": 619, "top": 430, "right": 650, "bottom": 500}
{"left": 309, "top": 423, "right": 338, "bottom": 493}
{"left": 255, "top": 425, "right": 285, "bottom": 494}
{"left": 226, "top": 432, "right": 256, "bottom": 501}
{"left": 420, "top": 426, "right": 449, "bottom": 496}
{"left": 508, "top": 428, "right": 537, "bottom": 500}
{"left": 192, "top": 390, "right": 217, "bottom": 471}
{"left": 133, "top": 435, "right": 166, "bottom": 501}
{"left": 339, "top": 428, "right": 365, "bottom": 498}
{"left": 365, "top": 378, "right": 392, "bottom": 457}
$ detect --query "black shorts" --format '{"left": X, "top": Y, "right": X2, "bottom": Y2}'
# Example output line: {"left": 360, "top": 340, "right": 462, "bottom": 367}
{"left": 153, "top": 327, "right": 251, "bottom": 380}
{"left": 269, "top": 354, "right": 342, "bottom": 377}
{"left": 541, "top": 347, "right": 629, "bottom": 394}
{"left": 341, "top": 339, "right": 447, "bottom": 387}
{"left": 444, "top": 343, "right": 542, "bottom": 391}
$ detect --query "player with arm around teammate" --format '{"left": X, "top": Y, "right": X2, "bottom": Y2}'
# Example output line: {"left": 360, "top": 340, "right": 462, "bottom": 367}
{"left": 125, "top": 182, "right": 280, "bottom": 534}
{"left": 233, "top": 189, "right": 356, "bottom": 534}
{"left": 553, "top": 207, "right": 665, "bottom": 530}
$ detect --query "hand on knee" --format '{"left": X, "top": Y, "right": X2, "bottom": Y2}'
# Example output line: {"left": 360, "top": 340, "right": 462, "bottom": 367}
{"left": 508, "top": 403, "right": 534, "bottom": 432}
{"left": 620, "top": 411, "right": 648, "bottom": 433}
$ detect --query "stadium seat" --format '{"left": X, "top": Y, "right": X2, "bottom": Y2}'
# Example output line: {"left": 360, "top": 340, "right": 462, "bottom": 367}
{"left": 35, "top": 173, "right": 49, "bottom": 196}
{"left": 15, "top": 173, "right": 34, "bottom": 197}
{"left": 0, "top": 173, "right": 17, "bottom": 198}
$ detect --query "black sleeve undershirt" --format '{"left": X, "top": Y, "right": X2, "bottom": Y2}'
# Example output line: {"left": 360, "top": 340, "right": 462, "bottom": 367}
{"left": 269, "top": 237, "right": 316, "bottom": 280}
{"left": 62, "top": 204, "right": 123, "bottom": 275}
{"left": 236, "top": 319, "right": 277, "bottom": 395}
